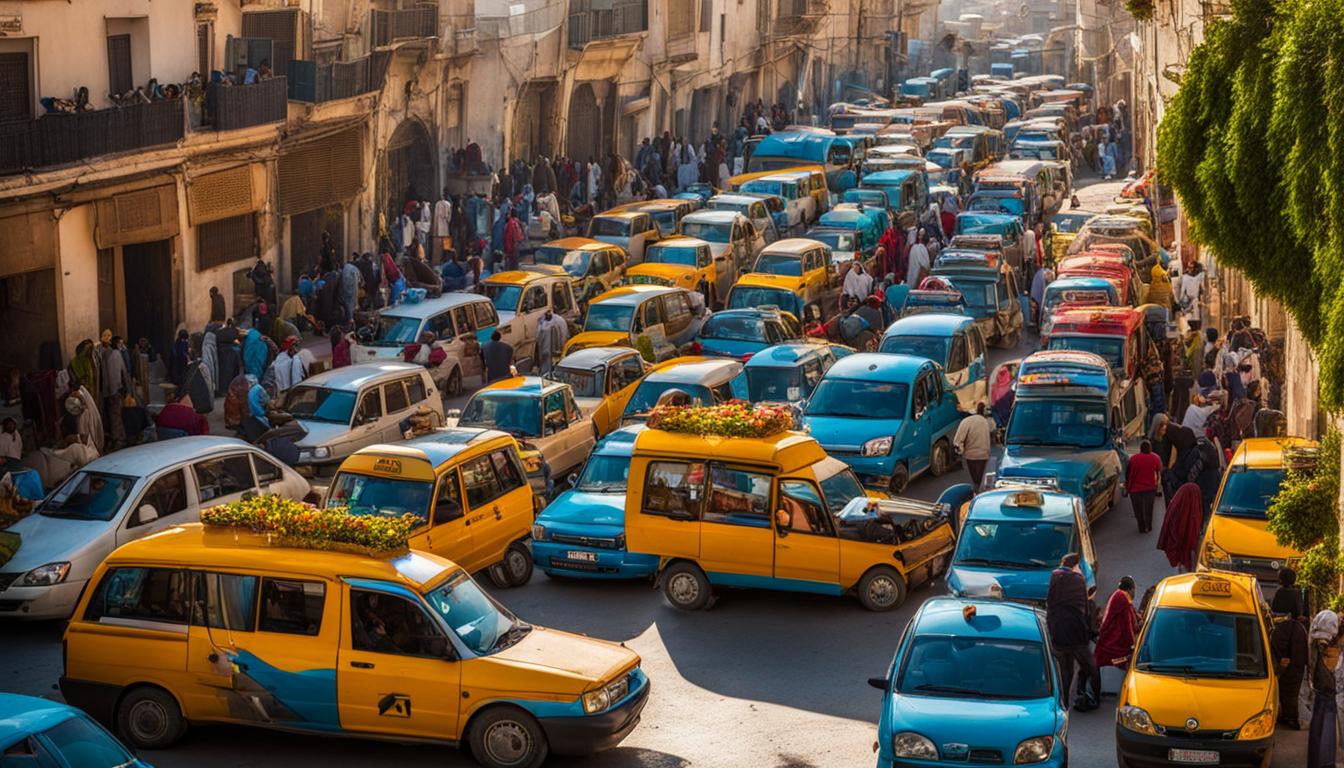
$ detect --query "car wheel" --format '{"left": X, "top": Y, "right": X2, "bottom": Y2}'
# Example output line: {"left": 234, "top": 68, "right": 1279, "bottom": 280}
{"left": 888, "top": 463, "right": 910, "bottom": 494}
{"left": 505, "top": 542, "right": 534, "bottom": 587}
{"left": 662, "top": 562, "right": 712, "bottom": 611}
{"left": 857, "top": 566, "right": 907, "bottom": 611}
{"left": 470, "top": 707, "right": 549, "bottom": 768}
{"left": 930, "top": 438, "right": 950, "bottom": 477}
{"left": 445, "top": 366, "right": 463, "bottom": 398}
{"left": 117, "top": 687, "right": 186, "bottom": 750}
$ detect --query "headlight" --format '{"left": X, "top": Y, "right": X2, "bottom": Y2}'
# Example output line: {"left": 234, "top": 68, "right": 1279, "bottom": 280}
{"left": 311, "top": 446, "right": 330, "bottom": 460}
{"left": 582, "top": 688, "right": 611, "bottom": 714}
{"left": 980, "top": 471, "right": 997, "bottom": 491}
{"left": 19, "top": 562, "right": 71, "bottom": 587}
{"left": 892, "top": 732, "right": 938, "bottom": 759}
{"left": 532, "top": 524, "right": 548, "bottom": 541}
{"left": 1013, "top": 736, "right": 1054, "bottom": 763}
{"left": 862, "top": 436, "right": 894, "bottom": 457}
{"left": 1117, "top": 705, "right": 1158, "bottom": 736}
{"left": 614, "top": 532, "right": 626, "bottom": 550}
{"left": 1237, "top": 709, "right": 1274, "bottom": 740}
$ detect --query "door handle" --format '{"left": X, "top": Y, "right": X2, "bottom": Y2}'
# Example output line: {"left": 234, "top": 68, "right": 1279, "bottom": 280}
{"left": 351, "top": 661, "right": 375, "bottom": 669}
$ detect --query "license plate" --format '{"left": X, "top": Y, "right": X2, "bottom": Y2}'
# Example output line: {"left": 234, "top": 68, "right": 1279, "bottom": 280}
{"left": 567, "top": 551, "right": 597, "bottom": 563}
{"left": 1169, "top": 749, "right": 1219, "bottom": 764}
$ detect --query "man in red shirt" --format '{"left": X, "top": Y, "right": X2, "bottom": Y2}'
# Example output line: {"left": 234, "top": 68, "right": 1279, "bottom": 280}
{"left": 1125, "top": 440, "right": 1164, "bottom": 533}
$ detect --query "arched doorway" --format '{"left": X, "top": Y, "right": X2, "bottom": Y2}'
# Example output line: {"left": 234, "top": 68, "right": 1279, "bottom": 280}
{"left": 567, "top": 83, "right": 601, "bottom": 163}
{"left": 383, "top": 119, "right": 436, "bottom": 220}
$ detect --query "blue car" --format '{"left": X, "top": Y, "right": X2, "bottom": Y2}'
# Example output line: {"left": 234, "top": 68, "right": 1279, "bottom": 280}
{"left": 0, "top": 692, "right": 151, "bottom": 767}
{"left": 879, "top": 314, "right": 987, "bottom": 413}
{"left": 530, "top": 425, "right": 659, "bottom": 578}
{"left": 693, "top": 308, "right": 801, "bottom": 360}
{"left": 742, "top": 341, "right": 848, "bottom": 405}
{"left": 946, "top": 487, "right": 1098, "bottom": 604}
{"left": 870, "top": 598, "right": 1067, "bottom": 768}
{"left": 803, "top": 353, "right": 962, "bottom": 493}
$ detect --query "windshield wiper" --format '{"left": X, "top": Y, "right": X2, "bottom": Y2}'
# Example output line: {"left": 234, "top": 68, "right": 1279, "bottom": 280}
{"left": 489, "top": 622, "right": 533, "bottom": 653}
{"left": 1135, "top": 663, "right": 1198, "bottom": 674}
{"left": 957, "top": 557, "right": 1032, "bottom": 569}
{"left": 912, "top": 683, "right": 989, "bottom": 696}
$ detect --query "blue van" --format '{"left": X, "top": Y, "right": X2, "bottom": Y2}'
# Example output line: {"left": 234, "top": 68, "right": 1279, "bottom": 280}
{"left": 860, "top": 169, "right": 929, "bottom": 228}
{"left": 530, "top": 426, "right": 659, "bottom": 578}
{"left": 869, "top": 598, "right": 1068, "bottom": 768}
{"left": 946, "top": 487, "right": 1098, "bottom": 603}
{"left": 803, "top": 353, "right": 962, "bottom": 493}
{"left": 813, "top": 206, "right": 886, "bottom": 264}
{"left": 1039, "top": 276, "right": 1121, "bottom": 337}
{"left": 0, "top": 692, "right": 151, "bottom": 767}
{"left": 743, "top": 341, "right": 847, "bottom": 404}
{"left": 694, "top": 308, "right": 802, "bottom": 360}
{"left": 879, "top": 314, "right": 987, "bottom": 413}
{"left": 746, "top": 132, "right": 858, "bottom": 193}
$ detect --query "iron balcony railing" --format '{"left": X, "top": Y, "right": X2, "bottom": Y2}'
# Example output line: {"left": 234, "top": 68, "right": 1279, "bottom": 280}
{"left": 567, "top": 0, "right": 648, "bottom": 49}
{"left": 207, "top": 76, "right": 288, "bottom": 131}
{"left": 287, "top": 53, "right": 391, "bottom": 103}
{"left": 0, "top": 98, "right": 184, "bottom": 176}
{"left": 370, "top": 5, "right": 438, "bottom": 47}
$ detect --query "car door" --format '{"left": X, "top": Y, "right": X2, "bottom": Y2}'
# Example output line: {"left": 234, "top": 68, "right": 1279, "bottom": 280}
{"left": 906, "top": 372, "right": 932, "bottom": 475}
{"left": 519, "top": 284, "right": 549, "bottom": 352}
{"left": 967, "top": 327, "right": 988, "bottom": 406}
{"left": 562, "top": 388, "right": 595, "bottom": 470}
{"left": 116, "top": 468, "right": 193, "bottom": 546}
{"left": 550, "top": 279, "right": 578, "bottom": 324}
{"left": 251, "top": 451, "right": 305, "bottom": 501}
{"left": 350, "top": 386, "right": 385, "bottom": 448}
{"left": 598, "top": 352, "right": 647, "bottom": 435}
{"left": 697, "top": 463, "right": 775, "bottom": 579}
{"left": 945, "top": 332, "right": 972, "bottom": 410}
{"left": 422, "top": 467, "right": 472, "bottom": 563}
{"left": 381, "top": 380, "right": 411, "bottom": 442}
{"left": 773, "top": 479, "right": 841, "bottom": 587}
{"left": 539, "top": 389, "right": 575, "bottom": 473}
{"left": 707, "top": 243, "right": 732, "bottom": 297}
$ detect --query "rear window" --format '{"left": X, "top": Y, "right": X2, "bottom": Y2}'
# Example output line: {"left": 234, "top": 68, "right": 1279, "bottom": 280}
{"left": 590, "top": 218, "right": 631, "bottom": 237}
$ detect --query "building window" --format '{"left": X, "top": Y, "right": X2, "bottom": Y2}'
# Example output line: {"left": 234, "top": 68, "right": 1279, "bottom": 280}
{"left": 700, "top": 0, "right": 711, "bottom": 33}
{"left": 668, "top": 0, "right": 694, "bottom": 38}
{"left": 0, "top": 51, "right": 32, "bottom": 123}
{"left": 197, "top": 214, "right": 257, "bottom": 271}
{"left": 107, "top": 34, "right": 133, "bottom": 95}
{"left": 197, "top": 23, "right": 212, "bottom": 76}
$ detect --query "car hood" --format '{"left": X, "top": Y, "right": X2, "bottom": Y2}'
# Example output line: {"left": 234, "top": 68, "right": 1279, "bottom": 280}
{"left": 947, "top": 564, "right": 1052, "bottom": 602}
{"left": 567, "top": 331, "right": 630, "bottom": 353}
{"left": 628, "top": 263, "right": 695, "bottom": 282}
{"left": 998, "top": 445, "right": 1114, "bottom": 497}
{"left": 1123, "top": 671, "right": 1271, "bottom": 731}
{"left": 2, "top": 513, "right": 113, "bottom": 576}
{"left": 889, "top": 694, "right": 1061, "bottom": 750}
{"left": 486, "top": 625, "right": 638, "bottom": 687}
{"left": 1207, "top": 514, "right": 1299, "bottom": 561}
{"left": 350, "top": 343, "right": 404, "bottom": 361}
{"left": 538, "top": 491, "right": 626, "bottom": 529}
{"left": 739, "top": 272, "right": 806, "bottom": 292}
{"left": 805, "top": 415, "right": 900, "bottom": 449}
{"left": 293, "top": 420, "right": 351, "bottom": 450}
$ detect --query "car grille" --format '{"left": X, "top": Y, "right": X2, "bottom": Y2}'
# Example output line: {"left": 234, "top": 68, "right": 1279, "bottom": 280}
{"left": 1225, "top": 556, "right": 1284, "bottom": 582}
{"left": 967, "top": 748, "right": 1004, "bottom": 764}
{"left": 549, "top": 558, "right": 620, "bottom": 574}
{"left": 551, "top": 533, "right": 620, "bottom": 550}
{"left": 1158, "top": 726, "right": 1237, "bottom": 740}
{"left": 0, "top": 573, "right": 19, "bottom": 592}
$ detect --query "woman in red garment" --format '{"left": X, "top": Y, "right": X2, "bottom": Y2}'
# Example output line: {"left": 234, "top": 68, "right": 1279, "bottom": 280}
{"left": 1158, "top": 482, "right": 1203, "bottom": 571}
{"left": 1095, "top": 576, "right": 1140, "bottom": 670}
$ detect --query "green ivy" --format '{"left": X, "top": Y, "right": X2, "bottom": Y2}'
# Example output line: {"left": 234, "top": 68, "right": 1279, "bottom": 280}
{"left": 1267, "top": 429, "right": 1340, "bottom": 600}
{"left": 1126, "top": 0, "right": 1155, "bottom": 21}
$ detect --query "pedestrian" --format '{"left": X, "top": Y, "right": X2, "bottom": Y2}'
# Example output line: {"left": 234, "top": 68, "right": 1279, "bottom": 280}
{"left": 181, "top": 345, "right": 214, "bottom": 416}
{"left": 1157, "top": 482, "right": 1203, "bottom": 571}
{"left": 587, "top": 158, "right": 601, "bottom": 204}
{"left": 1271, "top": 581, "right": 1308, "bottom": 731}
{"left": 952, "top": 402, "right": 993, "bottom": 489}
{"left": 167, "top": 330, "right": 191, "bottom": 391}
{"left": 244, "top": 376, "right": 272, "bottom": 439}
{"left": 209, "top": 286, "right": 226, "bottom": 323}
{"left": 1029, "top": 265, "right": 1054, "bottom": 327}
{"left": 842, "top": 258, "right": 874, "bottom": 303}
{"left": 1307, "top": 609, "right": 1340, "bottom": 768}
{"left": 482, "top": 330, "right": 514, "bottom": 383}
{"left": 246, "top": 257, "right": 276, "bottom": 306}
{"left": 1177, "top": 261, "right": 1206, "bottom": 327}
{"left": 242, "top": 328, "right": 268, "bottom": 379}
{"left": 1125, "top": 440, "right": 1163, "bottom": 533}
{"left": 905, "top": 229, "right": 930, "bottom": 288}
{"left": 340, "top": 255, "right": 362, "bottom": 324}
{"left": 269, "top": 337, "right": 307, "bottom": 393}
{"left": 0, "top": 417, "right": 22, "bottom": 469}
{"left": 503, "top": 213, "right": 525, "bottom": 271}
{"left": 1273, "top": 567, "right": 1309, "bottom": 619}
{"left": 100, "top": 335, "right": 131, "bottom": 449}
{"left": 1147, "top": 264, "right": 1173, "bottom": 311}
{"left": 1094, "top": 576, "right": 1139, "bottom": 671}
{"left": 330, "top": 326, "right": 351, "bottom": 369}
{"left": 535, "top": 309, "right": 569, "bottom": 375}
{"left": 1046, "top": 553, "right": 1100, "bottom": 711}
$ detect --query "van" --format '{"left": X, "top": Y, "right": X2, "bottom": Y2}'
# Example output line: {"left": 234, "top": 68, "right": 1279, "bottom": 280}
{"left": 706, "top": 194, "right": 779, "bottom": 244}
{"left": 60, "top": 523, "right": 647, "bottom": 768}
{"left": 326, "top": 428, "right": 537, "bottom": 587}
{"left": 588, "top": 211, "right": 661, "bottom": 264}
{"left": 564, "top": 285, "right": 707, "bottom": 359}
{"left": 528, "top": 237, "right": 629, "bottom": 305}
{"left": 352, "top": 293, "right": 500, "bottom": 396}
{"left": 879, "top": 313, "right": 988, "bottom": 413}
{"left": 481, "top": 271, "right": 580, "bottom": 369}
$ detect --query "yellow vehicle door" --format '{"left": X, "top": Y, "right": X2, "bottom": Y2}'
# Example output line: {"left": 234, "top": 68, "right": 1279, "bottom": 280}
{"left": 772, "top": 479, "right": 840, "bottom": 588}
{"left": 627, "top": 457, "right": 704, "bottom": 559}
{"left": 802, "top": 247, "right": 825, "bottom": 305}
{"left": 338, "top": 581, "right": 461, "bottom": 739}
{"left": 596, "top": 352, "right": 647, "bottom": 436}
{"left": 697, "top": 464, "right": 775, "bottom": 579}
{"left": 424, "top": 468, "right": 474, "bottom": 569}
{"left": 459, "top": 448, "right": 532, "bottom": 568}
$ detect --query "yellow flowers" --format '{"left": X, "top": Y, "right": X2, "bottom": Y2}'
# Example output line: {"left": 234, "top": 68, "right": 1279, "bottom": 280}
{"left": 202, "top": 496, "right": 418, "bottom": 554}
{"left": 646, "top": 403, "right": 794, "bottom": 438}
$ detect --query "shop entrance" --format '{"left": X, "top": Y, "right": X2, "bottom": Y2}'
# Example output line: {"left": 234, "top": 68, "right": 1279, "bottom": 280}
{"left": 290, "top": 205, "right": 345, "bottom": 289}
{"left": 122, "top": 239, "right": 175, "bottom": 355}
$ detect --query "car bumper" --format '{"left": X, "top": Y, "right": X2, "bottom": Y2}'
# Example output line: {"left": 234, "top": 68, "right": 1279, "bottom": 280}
{"left": 530, "top": 541, "right": 658, "bottom": 579}
{"left": 293, "top": 458, "right": 342, "bottom": 479}
{"left": 540, "top": 675, "right": 650, "bottom": 755}
{"left": 879, "top": 748, "right": 1065, "bottom": 768}
{"left": 819, "top": 450, "right": 897, "bottom": 485}
{"left": 1199, "top": 555, "right": 1290, "bottom": 585}
{"left": 1115, "top": 726, "right": 1272, "bottom": 768}
{"left": 0, "top": 579, "right": 87, "bottom": 620}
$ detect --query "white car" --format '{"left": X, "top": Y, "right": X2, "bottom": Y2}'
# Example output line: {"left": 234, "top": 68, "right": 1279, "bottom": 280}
{"left": 0, "top": 437, "right": 310, "bottom": 620}
{"left": 351, "top": 292, "right": 500, "bottom": 396}
{"left": 282, "top": 362, "right": 444, "bottom": 477}
{"left": 707, "top": 194, "right": 780, "bottom": 244}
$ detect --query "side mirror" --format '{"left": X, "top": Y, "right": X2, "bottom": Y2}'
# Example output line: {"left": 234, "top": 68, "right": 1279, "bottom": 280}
{"left": 567, "top": 473, "right": 579, "bottom": 487}
{"left": 134, "top": 504, "right": 159, "bottom": 525}
{"left": 867, "top": 676, "right": 890, "bottom": 691}
{"left": 446, "top": 408, "right": 462, "bottom": 419}
{"left": 774, "top": 509, "right": 790, "bottom": 533}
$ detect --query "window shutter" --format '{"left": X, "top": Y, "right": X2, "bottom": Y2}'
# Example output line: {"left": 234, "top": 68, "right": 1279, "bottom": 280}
{"left": 0, "top": 210, "right": 56, "bottom": 278}
{"left": 187, "top": 164, "right": 265, "bottom": 226}
{"left": 93, "top": 184, "right": 180, "bottom": 249}
{"left": 0, "top": 52, "right": 31, "bottom": 123}
{"left": 107, "top": 35, "right": 133, "bottom": 94}
{"left": 197, "top": 214, "right": 257, "bottom": 271}
{"left": 277, "top": 128, "right": 363, "bottom": 216}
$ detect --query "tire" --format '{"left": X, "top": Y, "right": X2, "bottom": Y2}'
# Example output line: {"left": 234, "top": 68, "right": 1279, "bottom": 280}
{"left": 490, "top": 543, "right": 533, "bottom": 588}
{"left": 445, "top": 366, "right": 463, "bottom": 398}
{"left": 662, "top": 561, "right": 712, "bottom": 611}
{"left": 929, "top": 439, "right": 950, "bottom": 478}
{"left": 857, "top": 566, "right": 908, "bottom": 612}
{"left": 117, "top": 686, "right": 186, "bottom": 750}
{"left": 888, "top": 463, "right": 910, "bottom": 495}
{"left": 469, "top": 707, "right": 549, "bottom": 768}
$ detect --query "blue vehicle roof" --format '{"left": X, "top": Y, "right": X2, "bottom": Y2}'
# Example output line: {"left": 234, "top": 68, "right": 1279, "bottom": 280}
{"left": 752, "top": 132, "right": 838, "bottom": 161}
{"left": 593, "top": 424, "right": 645, "bottom": 457}
{"left": 0, "top": 693, "right": 81, "bottom": 749}
{"left": 818, "top": 208, "right": 880, "bottom": 227}
{"left": 912, "top": 597, "right": 1044, "bottom": 642}
{"left": 825, "top": 352, "right": 929, "bottom": 382}
{"left": 1016, "top": 350, "right": 1112, "bottom": 395}
{"left": 957, "top": 212, "right": 1018, "bottom": 233}
{"left": 1045, "top": 276, "right": 1118, "bottom": 296}
{"left": 861, "top": 169, "right": 919, "bottom": 185}
{"left": 745, "top": 342, "right": 828, "bottom": 369}
{"left": 965, "top": 488, "right": 1079, "bottom": 525}
{"left": 882, "top": 313, "right": 975, "bottom": 340}
{"left": 930, "top": 67, "right": 955, "bottom": 79}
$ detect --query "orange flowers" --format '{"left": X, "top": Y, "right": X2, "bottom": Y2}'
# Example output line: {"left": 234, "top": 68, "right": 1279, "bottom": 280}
{"left": 646, "top": 402, "right": 794, "bottom": 438}
{"left": 202, "top": 496, "right": 417, "bottom": 553}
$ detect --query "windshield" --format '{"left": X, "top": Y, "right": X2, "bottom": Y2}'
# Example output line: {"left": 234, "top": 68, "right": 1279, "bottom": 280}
{"left": 681, "top": 221, "right": 731, "bottom": 242}
{"left": 327, "top": 472, "right": 433, "bottom": 525}
{"left": 807, "top": 232, "right": 855, "bottom": 252}
{"left": 650, "top": 211, "right": 677, "bottom": 234}
{"left": 583, "top": 303, "right": 635, "bottom": 333}
{"left": 40, "top": 714, "right": 137, "bottom": 767}
{"left": 1045, "top": 287, "right": 1112, "bottom": 311}
{"left": 1216, "top": 468, "right": 1286, "bottom": 519}
{"left": 746, "top": 367, "right": 805, "bottom": 402}
{"left": 897, "top": 636, "right": 1051, "bottom": 699}
{"left": 375, "top": 315, "right": 421, "bottom": 345}
{"left": 1007, "top": 398, "right": 1109, "bottom": 448}
{"left": 956, "top": 520, "right": 1076, "bottom": 568}
{"left": 1048, "top": 336, "right": 1125, "bottom": 372}
{"left": 575, "top": 454, "right": 631, "bottom": 492}
{"left": 879, "top": 335, "right": 950, "bottom": 366}
{"left": 459, "top": 392, "right": 541, "bottom": 437}
{"left": 535, "top": 247, "right": 590, "bottom": 278}
{"left": 1135, "top": 607, "right": 1267, "bottom": 678}
{"left": 754, "top": 253, "right": 803, "bottom": 276}
{"left": 702, "top": 314, "right": 768, "bottom": 342}
{"left": 707, "top": 201, "right": 750, "bottom": 218}
{"left": 1053, "top": 214, "right": 1093, "bottom": 234}
{"left": 942, "top": 278, "right": 996, "bottom": 309}
{"left": 624, "top": 382, "right": 716, "bottom": 416}
{"left": 39, "top": 471, "right": 136, "bottom": 521}
{"left": 742, "top": 180, "right": 784, "bottom": 196}
{"left": 590, "top": 218, "right": 631, "bottom": 237}
{"left": 806, "top": 379, "right": 908, "bottom": 419}
{"left": 728, "top": 286, "right": 801, "bottom": 316}
{"left": 548, "top": 366, "right": 604, "bottom": 398}
{"left": 928, "top": 150, "right": 956, "bottom": 168}
{"left": 969, "top": 197, "right": 1024, "bottom": 215}
{"left": 425, "top": 571, "right": 527, "bottom": 656}
{"left": 282, "top": 386, "right": 356, "bottom": 425}
{"left": 646, "top": 246, "right": 701, "bottom": 267}
{"left": 818, "top": 465, "right": 866, "bottom": 515}
{"left": 484, "top": 283, "right": 523, "bottom": 314}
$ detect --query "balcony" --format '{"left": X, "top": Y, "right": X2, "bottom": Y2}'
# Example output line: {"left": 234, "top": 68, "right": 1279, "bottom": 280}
{"left": 205, "top": 76, "right": 288, "bottom": 131}
{"left": 568, "top": 0, "right": 648, "bottom": 49}
{"left": 287, "top": 53, "right": 391, "bottom": 103}
{"left": 450, "top": 26, "right": 479, "bottom": 56}
{"left": 370, "top": 5, "right": 439, "bottom": 48}
{"left": 772, "top": 0, "right": 827, "bottom": 38}
{"left": 0, "top": 99, "right": 184, "bottom": 177}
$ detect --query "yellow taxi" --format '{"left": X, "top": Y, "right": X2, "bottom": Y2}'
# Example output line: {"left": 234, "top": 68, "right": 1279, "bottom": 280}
{"left": 623, "top": 423, "right": 955, "bottom": 611}
{"left": 1116, "top": 571, "right": 1277, "bottom": 768}
{"left": 564, "top": 285, "right": 706, "bottom": 358}
{"left": 587, "top": 210, "right": 661, "bottom": 264}
{"left": 528, "top": 237, "right": 629, "bottom": 304}
{"left": 326, "top": 428, "right": 537, "bottom": 588}
{"left": 548, "top": 346, "right": 652, "bottom": 437}
{"left": 732, "top": 237, "right": 837, "bottom": 320}
{"left": 625, "top": 235, "right": 735, "bottom": 307}
{"left": 60, "top": 524, "right": 647, "bottom": 768}
{"left": 1199, "top": 437, "right": 1314, "bottom": 585}
{"left": 610, "top": 198, "right": 697, "bottom": 237}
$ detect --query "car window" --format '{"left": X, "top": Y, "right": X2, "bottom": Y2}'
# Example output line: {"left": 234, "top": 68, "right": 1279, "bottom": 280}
{"left": 592, "top": 250, "right": 611, "bottom": 273}
{"left": 563, "top": 389, "right": 582, "bottom": 422}
{"left": 133, "top": 469, "right": 189, "bottom": 525}
{"left": 614, "top": 354, "right": 644, "bottom": 390}
{"left": 194, "top": 455, "right": 257, "bottom": 503}
{"left": 489, "top": 449, "right": 526, "bottom": 494}
{"left": 948, "top": 333, "right": 969, "bottom": 371}
{"left": 473, "top": 301, "right": 498, "bottom": 328}
{"left": 452, "top": 306, "right": 473, "bottom": 335}
{"left": 522, "top": 286, "right": 548, "bottom": 313}
{"left": 350, "top": 589, "right": 449, "bottom": 658}
{"left": 551, "top": 282, "right": 573, "bottom": 314}
{"left": 195, "top": 571, "right": 259, "bottom": 631}
{"left": 356, "top": 390, "right": 383, "bottom": 424}
{"left": 544, "top": 390, "right": 567, "bottom": 434}
{"left": 84, "top": 567, "right": 190, "bottom": 625}
{"left": 663, "top": 293, "right": 691, "bottom": 326}
{"left": 428, "top": 312, "right": 454, "bottom": 340}
{"left": 704, "top": 465, "right": 771, "bottom": 527}
{"left": 778, "top": 480, "right": 834, "bottom": 536}
{"left": 258, "top": 578, "right": 325, "bottom": 635}
{"left": 434, "top": 468, "right": 464, "bottom": 525}
{"left": 912, "top": 373, "right": 928, "bottom": 415}
{"left": 462, "top": 454, "right": 506, "bottom": 508}
{"left": 641, "top": 460, "right": 705, "bottom": 519}
{"left": 406, "top": 376, "right": 428, "bottom": 405}
{"left": 253, "top": 454, "right": 284, "bottom": 485}
{"left": 643, "top": 298, "right": 663, "bottom": 328}
{"left": 384, "top": 381, "right": 410, "bottom": 413}
{"left": 40, "top": 714, "right": 135, "bottom": 768}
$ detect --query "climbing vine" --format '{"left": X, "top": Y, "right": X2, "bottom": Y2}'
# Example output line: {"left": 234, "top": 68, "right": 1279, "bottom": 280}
{"left": 1125, "top": 0, "right": 1155, "bottom": 21}
{"left": 1267, "top": 430, "right": 1341, "bottom": 606}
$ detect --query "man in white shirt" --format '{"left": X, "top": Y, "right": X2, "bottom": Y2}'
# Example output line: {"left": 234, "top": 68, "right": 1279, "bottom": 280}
{"left": 270, "top": 340, "right": 308, "bottom": 393}
{"left": 843, "top": 261, "right": 874, "bottom": 303}
{"left": 953, "top": 403, "right": 994, "bottom": 489}
{"left": 906, "top": 231, "right": 931, "bottom": 287}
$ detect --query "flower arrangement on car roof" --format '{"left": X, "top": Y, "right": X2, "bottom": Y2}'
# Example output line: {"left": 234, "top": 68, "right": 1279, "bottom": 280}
{"left": 646, "top": 402, "right": 794, "bottom": 438}
{"left": 202, "top": 496, "right": 418, "bottom": 555}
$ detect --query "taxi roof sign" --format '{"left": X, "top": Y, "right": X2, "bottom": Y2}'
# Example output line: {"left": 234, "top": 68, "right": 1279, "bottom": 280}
{"left": 1191, "top": 575, "right": 1234, "bottom": 598}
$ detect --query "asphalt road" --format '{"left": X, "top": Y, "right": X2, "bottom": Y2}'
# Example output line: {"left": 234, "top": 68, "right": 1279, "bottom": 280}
{"left": 0, "top": 179, "right": 1307, "bottom": 768}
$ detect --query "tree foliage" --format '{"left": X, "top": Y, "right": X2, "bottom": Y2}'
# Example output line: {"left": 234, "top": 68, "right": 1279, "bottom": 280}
{"left": 1267, "top": 430, "right": 1341, "bottom": 605}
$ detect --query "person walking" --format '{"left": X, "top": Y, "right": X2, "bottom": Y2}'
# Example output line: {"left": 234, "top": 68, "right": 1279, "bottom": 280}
{"left": 1270, "top": 595, "right": 1308, "bottom": 730}
{"left": 482, "top": 331, "right": 514, "bottom": 383}
{"left": 209, "top": 286, "right": 226, "bottom": 323}
{"left": 340, "top": 256, "right": 362, "bottom": 324}
{"left": 1125, "top": 440, "right": 1163, "bottom": 532}
{"left": 905, "top": 229, "right": 931, "bottom": 288}
{"left": 952, "top": 402, "right": 993, "bottom": 489}
{"left": 1307, "top": 609, "right": 1340, "bottom": 768}
{"left": 535, "top": 309, "right": 568, "bottom": 375}
{"left": 1177, "top": 261, "right": 1207, "bottom": 327}
{"left": 269, "top": 338, "right": 307, "bottom": 393}
{"left": 1047, "top": 553, "right": 1100, "bottom": 711}
{"left": 1158, "top": 482, "right": 1203, "bottom": 571}
{"left": 1094, "top": 576, "right": 1139, "bottom": 672}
